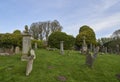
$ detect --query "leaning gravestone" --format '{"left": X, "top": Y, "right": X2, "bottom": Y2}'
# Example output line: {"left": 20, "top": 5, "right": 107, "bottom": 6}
{"left": 86, "top": 46, "right": 99, "bottom": 68}
{"left": 26, "top": 49, "right": 36, "bottom": 76}
{"left": 60, "top": 41, "right": 64, "bottom": 55}
{"left": 21, "top": 26, "right": 31, "bottom": 61}
{"left": 85, "top": 51, "right": 93, "bottom": 68}
{"left": 26, "top": 55, "right": 34, "bottom": 76}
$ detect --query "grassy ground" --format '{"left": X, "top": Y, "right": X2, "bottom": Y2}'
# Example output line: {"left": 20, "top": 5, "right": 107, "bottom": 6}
{"left": 0, "top": 49, "right": 120, "bottom": 82}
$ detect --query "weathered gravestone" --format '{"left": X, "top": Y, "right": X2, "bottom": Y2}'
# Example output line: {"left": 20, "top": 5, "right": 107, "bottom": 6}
{"left": 90, "top": 43, "right": 93, "bottom": 52}
{"left": 15, "top": 46, "right": 20, "bottom": 54}
{"left": 105, "top": 47, "right": 107, "bottom": 54}
{"left": 116, "top": 44, "right": 119, "bottom": 54}
{"left": 86, "top": 46, "right": 99, "bottom": 68}
{"left": 60, "top": 41, "right": 64, "bottom": 55}
{"left": 116, "top": 73, "right": 120, "bottom": 81}
{"left": 26, "top": 49, "right": 36, "bottom": 76}
{"left": 30, "top": 49, "right": 36, "bottom": 59}
{"left": 35, "top": 42, "right": 37, "bottom": 49}
{"left": 21, "top": 26, "right": 31, "bottom": 61}
{"left": 85, "top": 51, "right": 93, "bottom": 68}
{"left": 26, "top": 55, "right": 34, "bottom": 76}
{"left": 82, "top": 36, "right": 87, "bottom": 54}
{"left": 93, "top": 46, "right": 100, "bottom": 59}
{"left": 57, "top": 76, "right": 67, "bottom": 82}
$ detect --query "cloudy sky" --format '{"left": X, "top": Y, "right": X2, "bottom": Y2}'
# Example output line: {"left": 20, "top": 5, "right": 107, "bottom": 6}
{"left": 0, "top": 0, "right": 120, "bottom": 38}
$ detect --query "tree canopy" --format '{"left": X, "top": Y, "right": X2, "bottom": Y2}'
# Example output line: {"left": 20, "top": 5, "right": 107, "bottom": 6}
{"left": 75, "top": 25, "right": 96, "bottom": 48}
{"left": 0, "top": 31, "right": 22, "bottom": 48}
{"left": 48, "top": 31, "right": 75, "bottom": 50}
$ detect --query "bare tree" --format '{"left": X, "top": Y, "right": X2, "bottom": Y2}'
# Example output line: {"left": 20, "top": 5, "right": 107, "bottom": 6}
{"left": 111, "top": 29, "right": 120, "bottom": 39}
{"left": 30, "top": 20, "right": 62, "bottom": 40}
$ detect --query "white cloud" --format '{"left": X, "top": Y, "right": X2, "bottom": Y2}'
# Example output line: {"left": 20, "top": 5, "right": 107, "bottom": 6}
{"left": 63, "top": 0, "right": 120, "bottom": 38}
{"left": 92, "top": 0, "right": 120, "bottom": 14}
{"left": 90, "top": 13, "right": 120, "bottom": 32}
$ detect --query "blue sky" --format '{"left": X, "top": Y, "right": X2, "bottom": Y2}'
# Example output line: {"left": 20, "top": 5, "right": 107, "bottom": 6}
{"left": 0, "top": 0, "right": 120, "bottom": 39}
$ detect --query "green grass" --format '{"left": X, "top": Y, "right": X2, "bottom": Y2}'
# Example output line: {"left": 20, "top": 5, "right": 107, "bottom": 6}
{"left": 0, "top": 49, "right": 120, "bottom": 82}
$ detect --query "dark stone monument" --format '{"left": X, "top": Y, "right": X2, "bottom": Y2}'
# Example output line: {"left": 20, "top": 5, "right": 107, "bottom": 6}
{"left": 115, "top": 73, "right": 120, "bottom": 81}
{"left": 85, "top": 50, "right": 93, "bottom": 68}
{"left": 57, "top": 76, "right": 67, "bottom": 82}
{"left": 116, "top": 44, "right": 119, "bottom": 54}
{"left": 86, "top": 46, "right": 99, "bottom": 68}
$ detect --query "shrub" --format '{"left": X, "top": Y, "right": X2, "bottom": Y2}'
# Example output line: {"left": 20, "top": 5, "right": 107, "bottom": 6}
{"left": 48, "top": 31, "right": 75, "bottom": 50}
{"left": 0, "top": 33, "right": 22, "bottom": 48}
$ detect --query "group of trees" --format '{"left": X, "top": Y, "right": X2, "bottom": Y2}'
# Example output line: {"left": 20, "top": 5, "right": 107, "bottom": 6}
{"left": 29, "top": 20, "right": 62, "bottom": 40}
{"left": 1, "top": 25, "right": 96, "bottom": 50}
{"left": 0, "top": 30, "right": 22, "bottom": 48}
{"left": 96, "top": 29, "right": 120, "bottom": 54}
{"left": 75, "top": 25, "right": 96, "bottom": 49}
{"left": 0, "top": 20, "right": 101, "bottom": 50}
{"left": 1, "top": 19, "right": 120, "bottom": 53}
{"left": 47, "top": 25, "right": 97, "bottom": 50}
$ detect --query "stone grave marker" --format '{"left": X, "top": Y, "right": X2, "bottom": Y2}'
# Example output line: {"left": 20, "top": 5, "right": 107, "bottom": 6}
{"left": 15, "top": 46, "right": 20, "bottom": 54}
{"left": 82, "top": 36, "right": 87, "bottom": 54}
{"left": 35, "top": 42, "right": 37, "bottom": 49}
{"left": 116, "top": 44, "right": 119, "bottom": 54}
{"left": 21, "top": 26, "right": 31, "bottom": 61}
{"left": 105, "top": 47, "right": 107, "bottom": 54}
{"left": 116, "top": 73, "right": 120, "bottom": 81}
{"left": 26, "top": 55, "right": 34, "bottom": 76}
{"left": 93, "top": 46, "right": 99, "bottom": 59}
{"left": 85, "top": 51, "right": 93, "bottom": 68}
{"left": 60, "top": 41, "right": 64, "bottom": 55}
{"left": 26, "top": 49, "right": 36, "bottom": 76}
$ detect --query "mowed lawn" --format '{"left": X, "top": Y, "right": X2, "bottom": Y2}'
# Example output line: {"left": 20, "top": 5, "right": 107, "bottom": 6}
{"left": 0, "top": 49, "right": 120, "bottom": 82}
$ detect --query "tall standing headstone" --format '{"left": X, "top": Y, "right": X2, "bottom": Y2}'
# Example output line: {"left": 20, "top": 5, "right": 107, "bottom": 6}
{"left": 116, "top": 44, "right": 119, "bottom": 54}
{"left": 60, "top": 41, "right": 64, "bottom": 55}
{"left": 21, "top": 26, "right": 31, "bottom": 61}
{"left": 90, "top": 43, "right": 92, "bottom": 52}
{"left": 35, "top": 43, "right": 37, "bottom": 49}
{"left": 105, "top": 47, "right": 107, "bottom": 54}
{"left": 93, "top": 46, "right": 99, "bottom": 59}
{"left": 82, "top": 36, "right": 87, "bottom": 54}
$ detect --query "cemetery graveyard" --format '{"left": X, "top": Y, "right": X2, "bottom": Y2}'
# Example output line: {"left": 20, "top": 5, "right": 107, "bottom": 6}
{"left": 0, "top": 26, "right": 120, "bottom": 82}
{"left": 0, "top": 1, "right": 120, "bottom": 81}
